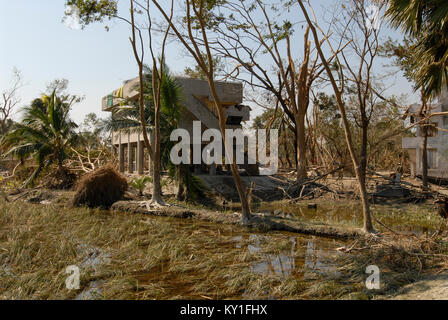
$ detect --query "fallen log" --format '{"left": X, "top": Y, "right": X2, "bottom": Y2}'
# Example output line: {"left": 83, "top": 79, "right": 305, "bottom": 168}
{"left": 111, "top": 200, "right": 364, "bottom": 239}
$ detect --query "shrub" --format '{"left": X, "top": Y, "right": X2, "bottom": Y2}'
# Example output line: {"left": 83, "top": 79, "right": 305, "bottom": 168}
{"left": 130, "top": 176, "right": 152, "bottom": 196}
{"left": 72, "top": 164, "right": 128, "bottom": 208}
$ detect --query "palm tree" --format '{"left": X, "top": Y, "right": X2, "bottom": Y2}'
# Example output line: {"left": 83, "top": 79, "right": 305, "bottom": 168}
{"left": 102, "top": 63, "right": 182, "bottom": 141}
{"left": 386, "top": 0, "right": 448, "bottom": 96}
{"left": 4, "top": 91, "right": 78, "bottom": 186}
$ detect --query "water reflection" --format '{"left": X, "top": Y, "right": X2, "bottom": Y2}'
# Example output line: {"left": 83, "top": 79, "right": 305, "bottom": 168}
{"left": 261, "top": 203, "right": 435, "bottom": 235}
{"left": 232, "top": 233, "right": 342, "bottom": 278}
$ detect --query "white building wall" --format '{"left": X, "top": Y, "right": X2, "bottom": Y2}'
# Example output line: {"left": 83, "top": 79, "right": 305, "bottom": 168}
{"left": 402, "top": 90, "right": 448, "bottom": 179}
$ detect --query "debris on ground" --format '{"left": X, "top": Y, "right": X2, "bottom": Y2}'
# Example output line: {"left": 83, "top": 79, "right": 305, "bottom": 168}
{"left": 373, "top": 183, "right": 412, "bottom": 199}
{"left": 40, "top": 168, "right": 77, "bottom": 190}
{"left": 7, "top": 188, "right": 73, "bottom": 205}
{"left": 435, "top": 197, "right": 448, "bottom": 219}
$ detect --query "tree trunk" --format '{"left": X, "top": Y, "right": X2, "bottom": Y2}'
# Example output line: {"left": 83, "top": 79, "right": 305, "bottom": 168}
{"left": 206, "top": 78, "right": 251, "bottom": 224}
{"left": 296, "top": 113, "right": 308, "bottom": 181}
{"left": 176, "top": 165, "right": 185, "bottom": 201}
{"left": 359, "top": 120, "right": 368, "bottom": 188}
{"left": 151, "top": 75, "right": 165, "bottom": 206}
{"left": 359, "top": 121, "right": 373, "bottom": 232}
{"left": 129, "top": 0, "right": 165, "bottom": 207}
{"left": 151, "top": 160, "right": 164, "bottom": 204}
{"left": 281, "top": 122, "right": 293, "bottom": 168}
{"left": 284, "top": 138, "right": 293, "bottom": 168}
{"left": 422, "top": 127, "right": 428, "bottom": 188}
{"left": 293, "top": 129, "right": 299, "bottom": 171}
{"left": 420, "top": 88, "right": 428, "bottom": 188}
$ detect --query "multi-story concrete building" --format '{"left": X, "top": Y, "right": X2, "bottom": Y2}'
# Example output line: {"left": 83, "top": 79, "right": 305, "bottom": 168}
{"left": 402, "top": 89, "right": 448, "bottom": 180}
{"left": 102, "top": 77, "right": 253, "bottom": 175}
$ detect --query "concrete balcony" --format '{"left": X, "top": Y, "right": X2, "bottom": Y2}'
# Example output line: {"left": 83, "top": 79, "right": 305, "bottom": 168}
{"left": 226, "top": 105, "right": 251, "bottom": 124}
{"left": 102, "top": 77, "right": 249, "bottom": 126}
{"left": 102, "top": 78, "right": 140, "bottom": 111}
{"left": 112, "top": 128, "right": 151, "bottom": 146}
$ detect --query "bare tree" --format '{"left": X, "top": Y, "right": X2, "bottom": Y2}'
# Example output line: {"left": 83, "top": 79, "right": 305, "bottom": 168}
{"left": 67, "top": 0, "right": 171, "bottom": 206}
{"left": 210, "top": 0, "right": 344, "bottom": 181}
{"left": 46, "top": 79, "right": 69, "bottom": 96}
{"left": 151, "top": 0, "right": 252, "bottom": 223}
{"left": 298, "top": 0, "right": 376, "bottom": 233}
{"left": 334, "top": 0, "right": 386, "bottom": 195}
{"left": 1, "top": 68, "right": 22, "bottom": 135}
{"left": 128, "top": 0, "right": 174, "bottom": 206}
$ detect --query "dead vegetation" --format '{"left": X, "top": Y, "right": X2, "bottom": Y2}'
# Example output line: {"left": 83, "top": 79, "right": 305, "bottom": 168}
{"left": 1, "top": 164, "right": 447, "bottom": 300}
{"left": 332, "top": 225, "right": 448, "bottom": 298}
{"left": 40, "top": 168, "right": 77, "bottom": 190}
{"left": 0, "top": 188, "right": 447, "bottom": 300}
{"left": 0, "top": 199, "right": 347, "bottom": 300}
{"left": 72, "top": 165, "right": 128, "bottom": 209}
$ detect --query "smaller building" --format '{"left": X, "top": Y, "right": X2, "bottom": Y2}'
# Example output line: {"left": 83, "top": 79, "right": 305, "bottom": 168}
{"left": 402, "top": 89, "right": 448, "bottom": 180}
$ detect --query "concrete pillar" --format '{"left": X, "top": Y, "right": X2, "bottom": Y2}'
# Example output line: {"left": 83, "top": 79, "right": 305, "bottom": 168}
{"left": 137, "top": 140, "right": 144, "bottom": 175}
{"left": 128, "top": 133, "right": 134, "bottom": 174}
{"left": 119, "top": 145, "right": 125, "bottom": 173}
{"left": 118, "top": 131, "right": 125, "bottom": 172}
{"left": 111, "top": 131, "right": 116, "bottom": 160}
{"left": 206, "top": 150, "right": 216, "bottom": 175}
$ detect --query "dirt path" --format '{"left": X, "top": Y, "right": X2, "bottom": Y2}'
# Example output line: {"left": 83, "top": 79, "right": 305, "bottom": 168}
{"left": 389, "top": 274, "right": 448, "bottom": 300}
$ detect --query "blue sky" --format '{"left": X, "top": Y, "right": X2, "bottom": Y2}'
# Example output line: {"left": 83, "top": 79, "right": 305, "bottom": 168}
{"left": 0, "top": 0, "right": 193, "bottom": 123}
{"left": 0, "top": 0, "right": 416, "bottom": 124}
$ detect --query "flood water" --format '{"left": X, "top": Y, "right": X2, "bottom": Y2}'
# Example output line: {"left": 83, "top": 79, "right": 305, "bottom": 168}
{"left": 129, "top": 217, "right": 347, "bottom": 300}
{"left": 258, "top": 202, "right": 436, "bottom": 236}
{"left": 231, "top": 234, "right": 342, "bottom": 278}
{"left": 76, "top": 203, "right": 436, "bottom": 299}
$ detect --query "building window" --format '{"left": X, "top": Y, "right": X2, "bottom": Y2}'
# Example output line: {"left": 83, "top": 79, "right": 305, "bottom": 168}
{"left": 444, "top": 116, "right": 448, "bottom": 127}
{"left": 427, "top": 149, "right": 438, "bottom": 169}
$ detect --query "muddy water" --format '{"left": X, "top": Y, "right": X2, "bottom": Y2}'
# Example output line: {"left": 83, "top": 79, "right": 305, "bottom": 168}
{"left": 259, "top": 203, "right": 436, "bottom": 235}
{"left": 278, "top": 205, "right": 361, "bottom": 225}
{"left": 231, "top": 234, "right": 342, "bottom": 278}
{"left": 76, "top": 204, "right": 436, "bottom": 299}
{"left": 130, "top": 217, "right": 346, "bottom": 300}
